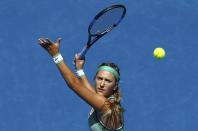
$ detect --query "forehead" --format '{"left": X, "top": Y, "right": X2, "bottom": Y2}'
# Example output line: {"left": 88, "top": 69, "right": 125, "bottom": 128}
{"left": 96, "top": 70, "right": 115, "bottom": 79}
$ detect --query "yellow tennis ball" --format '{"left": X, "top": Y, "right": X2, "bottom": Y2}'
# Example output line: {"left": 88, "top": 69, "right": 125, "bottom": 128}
{"left": 153, "top": 47, "right": 166, "bottom": 59}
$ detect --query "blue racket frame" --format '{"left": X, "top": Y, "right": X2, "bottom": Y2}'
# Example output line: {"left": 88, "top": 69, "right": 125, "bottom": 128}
{"left": 78, "top": 4, "right": 126, "bottom": 59}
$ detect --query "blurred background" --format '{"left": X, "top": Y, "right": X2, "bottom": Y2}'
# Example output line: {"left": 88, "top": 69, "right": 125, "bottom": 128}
{"left": 0, "top": 0, "right": 198, "bottom": 130}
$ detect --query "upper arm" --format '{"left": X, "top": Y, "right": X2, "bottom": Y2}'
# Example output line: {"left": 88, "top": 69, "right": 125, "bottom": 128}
{"left": 56, "top": 61, "right": 106, "bottom": 111}
{"left": 69, "top": 80, "right": 106, "bottom": 111}
{"left": 79, "top": 75, "right": 96, "bottom": 93}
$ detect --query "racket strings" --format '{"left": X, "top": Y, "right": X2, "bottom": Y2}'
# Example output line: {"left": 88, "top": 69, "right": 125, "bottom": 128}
{"left": 90, "top": 7, "right": 125, "bottom": 35}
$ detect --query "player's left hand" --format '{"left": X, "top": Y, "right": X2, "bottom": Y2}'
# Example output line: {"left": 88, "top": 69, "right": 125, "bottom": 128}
{"left": 74, "top": 54, "right": 85, "bottom": 70}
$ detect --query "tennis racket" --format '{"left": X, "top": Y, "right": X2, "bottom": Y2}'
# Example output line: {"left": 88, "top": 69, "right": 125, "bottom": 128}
{"left": 78, "top": 4, "right": 126, "bottom": 59}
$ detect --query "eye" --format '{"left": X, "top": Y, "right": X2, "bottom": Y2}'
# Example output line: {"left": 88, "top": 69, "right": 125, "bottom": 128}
{"left": 97, "top": 76, "right": 103, "bottom": 80}
{"left": 105, "top": 79, "right": 112, "bottom": 83}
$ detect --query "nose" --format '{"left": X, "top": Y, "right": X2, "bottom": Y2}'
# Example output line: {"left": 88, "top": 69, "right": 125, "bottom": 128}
{"left": 100, "top": 80, "right": 105, "bottom": 87}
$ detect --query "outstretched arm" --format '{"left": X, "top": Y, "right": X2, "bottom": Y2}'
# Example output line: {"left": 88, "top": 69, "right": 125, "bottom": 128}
{"left": 38, "top": 38, "right": 106, "bottom": 111}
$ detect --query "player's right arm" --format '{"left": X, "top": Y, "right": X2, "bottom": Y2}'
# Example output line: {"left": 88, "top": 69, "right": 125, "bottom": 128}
{"left": 38, "top": 38, "right": 106, "bottom": 111}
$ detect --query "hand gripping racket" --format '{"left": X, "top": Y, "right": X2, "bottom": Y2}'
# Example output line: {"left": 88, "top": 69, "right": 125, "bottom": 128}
{"left": 78, "top": 4, "right": 126, "bottom": 59}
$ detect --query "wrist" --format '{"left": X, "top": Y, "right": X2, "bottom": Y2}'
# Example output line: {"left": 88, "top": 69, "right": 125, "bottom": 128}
{"left": 52, "top": 52, "right": 61, "bottom": 57}
{"left": 76, "top": 67, "right": 83, "bottom": 70}
{"left": 76, "top": 69, "right": 85, "bottom": 77}
{"left": 53, "top": 53, "right": 63, "bottom": 64}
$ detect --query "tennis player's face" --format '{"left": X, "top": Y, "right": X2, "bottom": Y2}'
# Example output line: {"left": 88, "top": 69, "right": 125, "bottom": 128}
{"left": 95, "top": 70, "right": 117, "bottom": 97}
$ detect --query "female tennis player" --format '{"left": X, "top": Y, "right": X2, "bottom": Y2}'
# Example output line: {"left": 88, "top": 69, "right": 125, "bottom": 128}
{"left": 38, "top": 37, "right": 124, "bottom": 131}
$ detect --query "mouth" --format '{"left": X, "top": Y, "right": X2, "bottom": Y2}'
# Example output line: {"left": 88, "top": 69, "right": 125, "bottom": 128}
{"left": 96, "top": 88, "right": 105, "bottom": 93}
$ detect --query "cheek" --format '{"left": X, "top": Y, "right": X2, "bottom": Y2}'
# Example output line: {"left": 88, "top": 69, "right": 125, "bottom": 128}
{"left": 103, "top": 87, "right": 114, "bottom": 97}
{"left": 106, "top": 84, "right": 115, "bottom": 92}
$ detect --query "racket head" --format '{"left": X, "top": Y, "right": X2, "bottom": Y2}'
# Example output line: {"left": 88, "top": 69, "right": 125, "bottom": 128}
{"left": 88, "top": 4, "right": 126, "bottom": 36}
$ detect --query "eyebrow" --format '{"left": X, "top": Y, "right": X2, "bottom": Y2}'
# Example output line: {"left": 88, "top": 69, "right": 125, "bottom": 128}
{"left": 97, "top": 75, "right": 113, "bottom": 82}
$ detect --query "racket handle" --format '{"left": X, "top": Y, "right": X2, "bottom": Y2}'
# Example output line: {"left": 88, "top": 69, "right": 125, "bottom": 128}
{"left": 78, "top": 46, "right": 89, "bottom": 59}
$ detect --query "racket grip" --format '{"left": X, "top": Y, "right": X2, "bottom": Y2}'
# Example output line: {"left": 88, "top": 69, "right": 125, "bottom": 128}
{"left": 78, "top": 46, "right": 89, "bottom": 59}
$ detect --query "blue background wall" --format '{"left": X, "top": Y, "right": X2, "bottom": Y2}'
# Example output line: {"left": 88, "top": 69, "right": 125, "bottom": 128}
{"left": 0, "top": 0, "right": 198, "bottom": 130}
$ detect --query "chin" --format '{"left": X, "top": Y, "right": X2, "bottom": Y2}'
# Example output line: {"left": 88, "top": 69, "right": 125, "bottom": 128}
{"left": 97, "top": 92, "right": 104, "bottom": 96}
{"left": 98, "top": 92, "right": 111, "bottom": 98}
{"left": 96, "top": 91, "right": 106, "bottom": 97}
